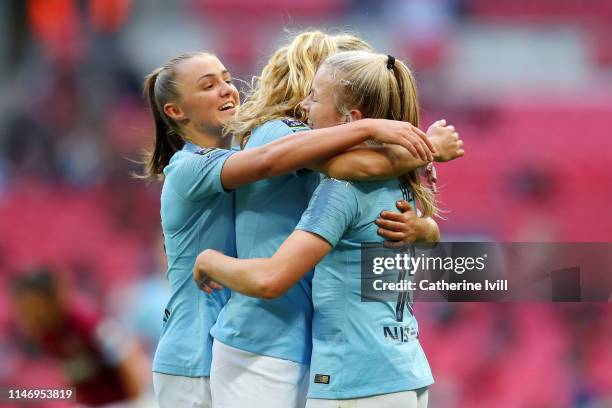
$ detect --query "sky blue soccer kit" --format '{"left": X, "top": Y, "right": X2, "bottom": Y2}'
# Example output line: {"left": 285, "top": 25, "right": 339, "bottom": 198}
{"left": 211, "top": 119, "right": 319, "bottom": 364}
{"left": 153, "top": 142, "right": 235, "bottom": 377}
{"left": 296, "top": 177, "right": 434, "bottom": 399}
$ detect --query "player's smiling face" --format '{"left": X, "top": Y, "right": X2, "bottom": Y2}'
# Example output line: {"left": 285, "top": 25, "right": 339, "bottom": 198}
{"left": 173, "top": 54, "right": 239, "bottom": 135}
{"left": 300, "top": 64, "right": 345, "bottom": 129}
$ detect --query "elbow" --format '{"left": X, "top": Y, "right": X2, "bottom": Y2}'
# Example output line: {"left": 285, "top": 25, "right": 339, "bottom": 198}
{"left": 254, "top": 269, "right": 288, "bottom": 300}
{"left": 360, "top": 164, "right": 386, "bottom": 179}
{"left": 354, "top": 160, "right": 389, "bottom": 179}
{"left": 256, "top": 277, "right": 284, "bottom": 300}
{"left": 328, "top": 162, "right": 384, "bottom": 180}
{"left": 257, "top": 147, "right": 282, "bottom": 179}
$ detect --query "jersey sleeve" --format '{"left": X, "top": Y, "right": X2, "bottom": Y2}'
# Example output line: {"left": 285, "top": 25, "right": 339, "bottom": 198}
{"left": 169, "top": 149, "right": 235, "bottom": 201}
{"left": 246, "top": 119, "right": 310, "bottom": 147}
{"left": 295, "top": 178, "right": 359, "bottom": 247}
{"left": 247, "top": 119, "right": 313, "bottom": 178}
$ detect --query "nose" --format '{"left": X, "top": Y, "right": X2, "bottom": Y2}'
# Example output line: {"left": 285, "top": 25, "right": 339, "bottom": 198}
{"left": 219, "top": 81, "right": 234, "bottom": 97}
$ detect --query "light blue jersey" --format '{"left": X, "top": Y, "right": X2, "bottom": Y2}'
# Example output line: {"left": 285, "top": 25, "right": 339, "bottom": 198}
{"left": 153, "top": 142, "right": 234, "bottom": 377}
{"left": 211, "top": 119, "right": 320, "bottom": 364}
{"left": 296, "top": 178, "right": 434, "bottom": 399}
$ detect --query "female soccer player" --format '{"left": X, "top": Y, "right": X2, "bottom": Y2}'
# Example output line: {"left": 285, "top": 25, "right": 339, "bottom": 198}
{"left": 206, "top": 32, "right": 460, "bottom": 408}
{"left": 195, "top": 50, "right": 465, "bottom": 408}
{"left": 144, "top": 50, "right": 440, "bottom": 408}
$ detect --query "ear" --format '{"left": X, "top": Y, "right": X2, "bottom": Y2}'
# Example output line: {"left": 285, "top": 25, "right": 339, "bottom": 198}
{"left": 163, "top": 103, "right": 186, "bottom": 121}
{"left": 349, "top": 109, "right": 363, "bottom": 121}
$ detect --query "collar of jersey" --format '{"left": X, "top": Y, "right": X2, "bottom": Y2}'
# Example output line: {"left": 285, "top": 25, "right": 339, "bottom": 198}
{"left": 182, "top": 141, "right": 201, "bottom": 153}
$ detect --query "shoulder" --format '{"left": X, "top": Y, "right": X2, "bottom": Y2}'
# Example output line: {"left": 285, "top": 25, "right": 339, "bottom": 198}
{"left": 167, "top": 147, "right": 231, "bottom": 168}
{"left": 311, "top": 178, "right": 360, "bottom": 209}
{"left": 248, "top": 118, "right": 311, "bottom": 147}
{"left": 164, "top": 147, "right": 233, "bottom": 180}
{"left": 317, "top": 177, "right": 357, "bottom": 194}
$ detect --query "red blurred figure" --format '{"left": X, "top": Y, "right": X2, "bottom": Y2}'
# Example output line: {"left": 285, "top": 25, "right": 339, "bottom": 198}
{"left": 10, "top": 267, "right": 149, "bottom": 407}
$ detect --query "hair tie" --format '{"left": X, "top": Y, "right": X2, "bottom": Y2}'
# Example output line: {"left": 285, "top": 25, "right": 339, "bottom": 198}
{"left": 386, "top": 55, "right": 395, "bottom": 70}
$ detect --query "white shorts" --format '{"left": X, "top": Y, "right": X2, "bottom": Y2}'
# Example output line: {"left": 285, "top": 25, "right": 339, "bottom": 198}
{"left": 210, "top": 340, "right": 309, "bottom": 408}
{"left": 305, "top": 387, "right": 429, "bottom": 408}
{"left": 153, "top": 372, "right": 211, "bottom": 408}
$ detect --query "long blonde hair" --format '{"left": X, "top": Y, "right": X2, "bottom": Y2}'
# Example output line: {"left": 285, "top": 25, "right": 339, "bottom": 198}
{"left": 226, "top": 31, "right": 372, "bottom": 147}
{"left": 323, "top": 50, "right": 438, "bottom": 217}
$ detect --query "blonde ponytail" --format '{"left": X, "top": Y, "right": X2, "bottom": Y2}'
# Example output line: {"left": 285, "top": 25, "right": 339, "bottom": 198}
{"left": 322, "top": 51, "right": 438, "bottom": 217}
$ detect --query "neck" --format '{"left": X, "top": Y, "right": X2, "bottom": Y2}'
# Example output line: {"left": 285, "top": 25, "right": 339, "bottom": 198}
{"left": 187, "top": 130, "right": 231, "bottom": 149}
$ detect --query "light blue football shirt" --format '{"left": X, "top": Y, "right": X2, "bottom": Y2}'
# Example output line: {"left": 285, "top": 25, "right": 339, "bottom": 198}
{"left": 153, "top": 142, "right": 234, "bottom": 377}
{"left": 211, "top": 119, "right": 320, "bottom": 364}
{"left": 296, "top": 177, "right": 434, "bottom": 399}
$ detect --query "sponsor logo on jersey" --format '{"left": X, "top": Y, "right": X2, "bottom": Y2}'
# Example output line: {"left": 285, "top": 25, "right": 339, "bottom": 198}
{"left": 281, "top": 118, "right": 309, "bottom": 131}
{"left": 314, "top": 374, "right": 331, "bottom": 384}
{"left": 383, "top": 325, "right": 419, "bottom": 343}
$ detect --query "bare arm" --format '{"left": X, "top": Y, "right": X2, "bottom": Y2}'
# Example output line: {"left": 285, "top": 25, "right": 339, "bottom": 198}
{"left": 310, "top": 120, "right": 465, "bottom": 181}
{"left": 310, "top": 144, "right": 425, "bottom": 180}
{"left": 193, "top": 231, "right": 331, "bottom": 299}
{"left": 221, "top": 118, "right": 432, "bottom": 190}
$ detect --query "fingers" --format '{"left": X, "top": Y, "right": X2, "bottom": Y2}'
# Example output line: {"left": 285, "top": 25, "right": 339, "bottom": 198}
{"left": 195, "top": 278, "right": 214, "bottom": 293}
{"left": 411, "top": 124, "right": 429, "bottom": 139}
{"left": 421, "top": 138, "right": 434, "bottom": 162}
{"left": 377, "top": 228, "right": 405, "bottom": 241}
{"left": 375, "top": 218, "right": 406, "bottom": 232}
{"left": 209, "top": 280, "right": 224, "bottom": 290}
{"left": 399, "top": 138, "right": 420, "bottom": 159}
{"left": 420, "top": 138, "right": 434, "bottom": 162}
{"left": 193, "top": 270, "right": 223, "bottom": 293}
{"left": 395, "top": 200, "right": 413, "bottom": 212}
{"left": 410, "top": 125, "right": 436, "bottom": 161}
{"left": 379, "top": 210, "right": 411, "bottom": 222}
{"left": 416, "top": 129, "right": 436, "bottom": 158}
{"left": 196, "top": 278, "right": 223, "bottom": 293}
{"left": 415, "top": 140, "right": 429, "bottom": 162}
{"left": 407, "top": 135, "right": 428, "bottom": 162}
{"left": 407, "top": 143, "right": 422, "bottom": 160}
{"left": 401, "top": 134, "right": 427, "bottom": 160}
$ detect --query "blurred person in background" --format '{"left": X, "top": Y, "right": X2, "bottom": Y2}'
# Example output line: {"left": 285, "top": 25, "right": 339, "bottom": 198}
{"left": 144, "top": 49, "right": 440, "bottom": 408}
{"left": 9, "top": 266, "right": 151, "bottom": 408}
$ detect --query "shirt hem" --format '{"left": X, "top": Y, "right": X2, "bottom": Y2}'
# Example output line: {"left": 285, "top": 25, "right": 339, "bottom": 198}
{"left": 152, "top": 362, "right": 210, "bottom": 377}
{"left": 212, "top": 333, "right": 310, "bottom": 365}
{"left": 307, "top": 375, "right": 434, "bottom": 400}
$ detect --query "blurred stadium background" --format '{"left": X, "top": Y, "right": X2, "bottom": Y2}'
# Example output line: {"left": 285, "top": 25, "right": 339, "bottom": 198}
{"left": 0, "top": 0, "right": 611, "bottom": 407}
